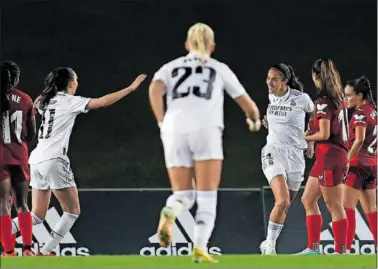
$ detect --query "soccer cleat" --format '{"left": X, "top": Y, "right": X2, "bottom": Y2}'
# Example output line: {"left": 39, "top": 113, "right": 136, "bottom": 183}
{"left": 259, "top": 240, "right": 277, "bottom": 255}
{"left": 36, "top": 251, "right": 55, "bottom": 256}
{"left": 293, "top": 248, "right": 321, "bottom": 255}
{"left": 23, "top": 249, "right": 35, "bottom": 256}
{"left": 157, "top": 207, "right": 176, "bottom": 247}
{"left": 192, "top": 247, "right": 218, "bottom": 263}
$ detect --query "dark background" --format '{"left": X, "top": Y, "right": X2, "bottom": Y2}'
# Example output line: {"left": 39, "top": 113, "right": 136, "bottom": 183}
{"left": 2, "top": 0, "right": 376, "bottom": 188}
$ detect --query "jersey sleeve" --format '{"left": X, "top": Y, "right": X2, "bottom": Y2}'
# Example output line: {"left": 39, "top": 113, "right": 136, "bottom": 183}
{"left": 315, "top": 98, "right": 332, "bottom": 120}
{"left": 351, "top": 110, "right": 368, "bottom": 128}
{"left": 152, "top": 64, "right": 170, "bottom": 86}
{"left": 302, "top": 93, "right": 315, "bottom": 113}
{"left": 67, "top": 95, "right": 91, "bottom": 114}
{"left": 219, "top": 64, "right": 246, "bottom": 99}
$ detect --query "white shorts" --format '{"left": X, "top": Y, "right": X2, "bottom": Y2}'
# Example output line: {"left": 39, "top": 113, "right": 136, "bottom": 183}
{"left": 161, "top": 127, "right": 223, "bottom": 168}
{"left": 261, "top": 144, "right": 305, "bottom": 191}
{"left": 30, "top": 158, "right": 76, "bottom": 190}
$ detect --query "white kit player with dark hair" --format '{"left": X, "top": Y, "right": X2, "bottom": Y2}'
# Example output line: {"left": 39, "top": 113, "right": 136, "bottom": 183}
{"left": 260, "top": 63, "right": 315, "bottom": 255}
{"left": 149, "top": 22, "right": 261, "bottom": 263}
{"left": 11, "top": 67, "right": 146, "bottom": 256}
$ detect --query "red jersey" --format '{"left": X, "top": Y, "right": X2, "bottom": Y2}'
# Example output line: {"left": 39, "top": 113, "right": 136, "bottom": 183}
{"left": 0, "top": 88, "right": 35, "bottom": 165}
{"left": 313, "top": 95, "right": 348, "bottom": 162}
{"left": 349, "top": 103, "right": 377, "bottom": 167}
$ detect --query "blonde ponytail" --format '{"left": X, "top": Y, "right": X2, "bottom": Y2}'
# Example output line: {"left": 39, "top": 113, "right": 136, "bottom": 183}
{"left": 187, "top": 23, "right": 214, "bottom": 64}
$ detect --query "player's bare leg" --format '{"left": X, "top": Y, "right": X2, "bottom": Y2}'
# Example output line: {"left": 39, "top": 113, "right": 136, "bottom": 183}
{"left": 342, "top": 184, "right": 361, "bottom": 253}
{"left": 158, "top": 168, "right": 194, "bottom": 247}
{"left": 11, "top": 176, "right": 34, "bottom": 256}
{"left": 321, "top": 184, "right": 347, "bottom": 254}
{"left": 191, "top": 160, "right": 221, "bottom": 264}
{"left": 296, "top": 176, "right": 322, "bottom": 255}
{"left": 0, "top": 176, "right": 15, "bottom": 256}
{"left": 36, "top": 186, "right": 80, "bottom": 256}
{"left": 359, "top": 189, "right": 377, "bottom": 245}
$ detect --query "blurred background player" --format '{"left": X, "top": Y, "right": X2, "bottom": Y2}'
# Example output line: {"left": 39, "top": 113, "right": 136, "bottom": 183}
{"left": 259, "top": 63, "right": 315, "bottom": 255}
{"left": 343, "top": 76, "right": 377, "bottom": 253}
{"left": 0, "top": 61, "right": 36, "bottom": 256}
{"left": 297, "top": 58, "right": 348, "bottom": 255}
{"left": 149, "top": 22, "right": 261, "bottom": 263}
{"left": 11, "top": 67, "right": 146, "bottom": 256}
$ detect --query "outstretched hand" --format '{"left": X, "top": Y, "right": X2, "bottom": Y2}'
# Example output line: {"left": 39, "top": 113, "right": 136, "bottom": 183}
{"left": 127, "top": 74, "right": 147, "bottom": 92}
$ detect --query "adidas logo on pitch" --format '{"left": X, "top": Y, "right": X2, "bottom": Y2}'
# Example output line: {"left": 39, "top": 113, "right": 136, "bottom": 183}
{"left": 140, "top": 210, "right": 222, "bottom": 256}
{"left": 15, "top": 207, "right": 90, "bottom": 256}
{"left": 320, "top": 210, "right": 376, "bottom": 254}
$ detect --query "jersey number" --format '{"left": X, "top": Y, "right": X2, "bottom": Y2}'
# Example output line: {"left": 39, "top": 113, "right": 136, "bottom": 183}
{"left": 367, "top": 125, "right": 377, "bottom": 154}
{"left": 39, "top": 109, "right": 56, "bottom": 139}
{"left": 171, "top": 66, "right": 216, "bottom": 100}
{"left": 338, "top": 108, "right": 349, "bottom": 142}
{"left": 2, "top": 110, "right": 23, "bottom": 144}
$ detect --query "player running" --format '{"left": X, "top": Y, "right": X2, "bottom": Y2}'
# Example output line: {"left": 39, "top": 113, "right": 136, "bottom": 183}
{"left": 149, "top": 22, "right": 261, "bottom": 263}
{"left": 297, "top": 58, "right": 348, "bottom": 255}
{"left": 11, "top": 67, "right": 146, "bottom": 256}
{"left": 259, "top": 63, "right": 315, "bottom": 255}
{"left": 0, "top": 61, "right": 36, "bottom": 256}
{"left": 343, "top": 76, "right": 377, "bottom": 253}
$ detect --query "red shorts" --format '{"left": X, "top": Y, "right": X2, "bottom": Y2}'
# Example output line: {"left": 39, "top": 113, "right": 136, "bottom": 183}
{"left": 0, "top": 165, "right": 30, "bottom": 182}
{"left": 310, "top": 160, "right": 348, "bottom": 187}
{"left": 344, "top": 165, "right": 377, "bottom": 190}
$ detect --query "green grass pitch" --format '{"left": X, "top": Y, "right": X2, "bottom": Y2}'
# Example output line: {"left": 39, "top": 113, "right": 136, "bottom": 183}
{"left": 1, "top": 255, "right": 377, "bottom": 268}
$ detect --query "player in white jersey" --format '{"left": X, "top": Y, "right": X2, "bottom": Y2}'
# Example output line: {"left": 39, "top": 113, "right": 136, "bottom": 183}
{"left": 259, "top": 63, "right": 315, "bottom": 255}
{"left": 11, "top": 67, "right": 146, "bottom": 256}
{"left": 149, "top": 22, "right": 261, "bottom": 263}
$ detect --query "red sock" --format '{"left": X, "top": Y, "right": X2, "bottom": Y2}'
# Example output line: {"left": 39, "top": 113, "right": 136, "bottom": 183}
{"left": 18, "top": 212, "right": 33, "bottom": 247}
{"left": 366, "top": 211, "right": 377, "bottom": 245}
{"left": 345, "top": 208, "right": 356, "bottom": 250}
{"left": 306, "top": 215, "right": 322, "bottom": 250}
{"left": 332, "top": 218, "right": 347, "bottom": 253}
{"left": 0, "top": 215, "right": 14, "bottom": 253}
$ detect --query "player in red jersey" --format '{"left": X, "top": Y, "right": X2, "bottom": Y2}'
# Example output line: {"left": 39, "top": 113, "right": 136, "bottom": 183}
{"left": 297, "top": 58, "right": 348, "bottom": 254}
{"left": 0, "top": 61, "right": 36, "bottom": 256}
{"left": 343, "top": 76, "right": 377, "bottom": 253}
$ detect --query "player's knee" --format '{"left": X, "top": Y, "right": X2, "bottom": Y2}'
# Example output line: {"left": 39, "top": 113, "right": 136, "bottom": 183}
{"left": 301, "top": 194, "right": 316, "bottom": 210}
{"left": 275, "top": 198, "right": 290, "bottom": 212}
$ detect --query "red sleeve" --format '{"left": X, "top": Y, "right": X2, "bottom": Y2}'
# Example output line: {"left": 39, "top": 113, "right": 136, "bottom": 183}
{"left": 315, "top": 98, "right": 332, "bottom": 120}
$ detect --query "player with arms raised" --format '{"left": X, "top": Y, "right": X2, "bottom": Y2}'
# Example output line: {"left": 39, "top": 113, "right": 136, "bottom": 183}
{"left": 259, "top": 63, "right": 315, "bottom": 255}
{"left": 10, "top": 67, "right": 146, "bottom": 256}
{"left": 0, "top": 61, "right": 36, "bottom": 256}
{"left": 149, "top": 23, "right": 261, "bottom": 263}
{"left": 343, "top": 76, "right": 377, "bottom": 252}
{"left": 297, "top": 58, "right": 348, "bottom": 254}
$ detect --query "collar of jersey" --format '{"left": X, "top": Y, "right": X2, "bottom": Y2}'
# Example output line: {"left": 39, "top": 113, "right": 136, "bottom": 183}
{"left": 273, "top": 87, "right": 291, "bottom": 102}
{"left": 187, "top": 51, "right": 210, "bottom": 59}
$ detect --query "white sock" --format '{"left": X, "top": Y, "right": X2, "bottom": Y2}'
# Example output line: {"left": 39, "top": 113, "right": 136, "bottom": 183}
{"left": 193, "top": 190, "right": 217, "bottom": 251}
{"left": 266, "top": 221, "right": 284, "bottom": 247}
{"left": 12, "top": 212, "right": 43, "bottom": 234}
{"left": 40, "top": 212, "right": 78, "bottom": 255}
{"left": 166, "top": 190, "right": 195, "bottom": 216}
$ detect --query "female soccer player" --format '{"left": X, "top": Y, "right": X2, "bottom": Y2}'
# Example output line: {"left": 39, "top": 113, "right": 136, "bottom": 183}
{"left": 259, "top": 63, "right": 315, "bottom": 255}
{"left": 18, "top": 67, "right": 145, "bottom": 256}
{"left": 0, "top": 61, "right": 36, "bottom": 256}
{"left": 149, "top": 22, "right": 261, "bottom": 263}
{"left": 343, "top": 76, "right": 377, "bottom": 253}
{"left": 297, "top": 58, "right": 348, "bottom": 255}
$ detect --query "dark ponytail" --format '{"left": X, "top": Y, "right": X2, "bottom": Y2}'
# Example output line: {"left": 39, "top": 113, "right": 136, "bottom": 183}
{"left": 270, "top": 63, "right": 304, "bottom": 92}
{"left": 1, "top": 61, "right": 20, "bottom": 125}
{"left": 40, "top": 67, "right": 75, "bottom": 108}
{"left": 346, "top": 75, "right": 377, "bottom": 110}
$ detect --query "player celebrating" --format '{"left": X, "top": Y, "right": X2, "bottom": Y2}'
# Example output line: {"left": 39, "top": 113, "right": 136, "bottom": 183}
{"left": 149, "top": 23, "right": 261, "bottom": 263}
{"left": 297, "top": 58, "right": 348, "bottom": 255}
{"left": 13, "top": 67, "right": 146, "bottom": 256}
{"left": 0, "top": 61, "right": 36, "bottom": 256}
{"left": 259, "top": 63, "right": 315, "bottom": 255}
{"left": 343, "top": 76, "right": 377, "bottom": 252}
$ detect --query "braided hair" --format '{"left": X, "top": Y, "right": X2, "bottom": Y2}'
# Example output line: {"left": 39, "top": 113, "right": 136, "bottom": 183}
{"left": 346, "top": 76, "right": 377, "bottom": 109}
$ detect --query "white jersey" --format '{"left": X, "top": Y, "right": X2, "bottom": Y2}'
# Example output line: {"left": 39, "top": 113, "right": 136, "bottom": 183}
{"left": 266, "top": 88, "right": 314, "bottom": 149}
{"left": 29, "top": 92, "right": 90, "bottom": 164}
{"left": 152, "top": 52, "right": 247, "bottom": 133}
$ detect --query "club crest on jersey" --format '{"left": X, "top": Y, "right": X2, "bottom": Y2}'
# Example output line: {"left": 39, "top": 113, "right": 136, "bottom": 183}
{"left": 354, "top": 114, "right": 366, "bottom": 124}
{"left": 316, "top": 104, "right": 328, "bottom": 114}
{"left": 290, "top": 100, "right": 296, "bottom": 106}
